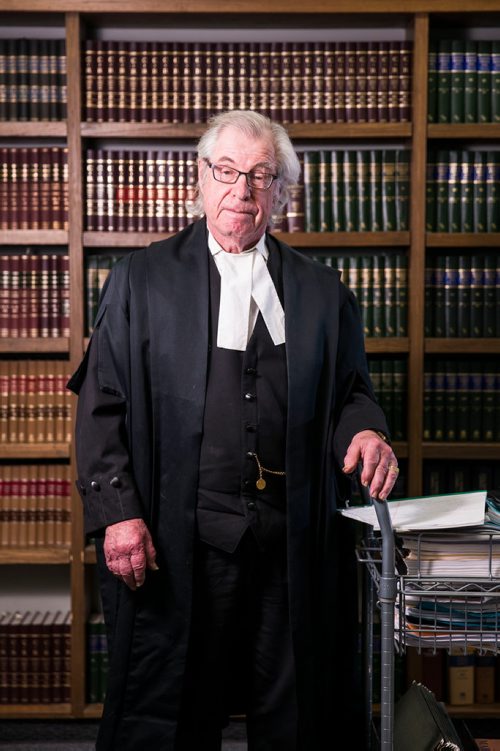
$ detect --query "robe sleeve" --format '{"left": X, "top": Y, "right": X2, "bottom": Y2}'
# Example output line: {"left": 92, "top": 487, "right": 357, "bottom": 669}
{"left": 332, "top": 285, "right": 390, "bottom": 465}
{"left": 67, "top": 267, "right": 145, "bottom": 535}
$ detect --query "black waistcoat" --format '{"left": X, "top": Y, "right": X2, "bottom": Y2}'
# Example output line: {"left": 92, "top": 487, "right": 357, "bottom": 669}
{"left": 197, "top": 244, "right": 288, "bottom": 553}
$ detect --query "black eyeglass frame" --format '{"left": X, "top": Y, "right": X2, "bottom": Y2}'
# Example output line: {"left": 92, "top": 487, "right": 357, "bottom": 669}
{"left": 204, "top": 159, "right": 278, "bottom": 190}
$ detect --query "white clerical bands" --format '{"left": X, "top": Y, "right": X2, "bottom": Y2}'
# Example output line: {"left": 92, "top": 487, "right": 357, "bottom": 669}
{"left": 211, "top": 241, "right": 285, "bottom": 351}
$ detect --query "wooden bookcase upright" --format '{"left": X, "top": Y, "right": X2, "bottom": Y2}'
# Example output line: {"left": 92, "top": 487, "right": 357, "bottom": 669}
{"left": 0, "top": 0, "right": 499, "bottom": 723}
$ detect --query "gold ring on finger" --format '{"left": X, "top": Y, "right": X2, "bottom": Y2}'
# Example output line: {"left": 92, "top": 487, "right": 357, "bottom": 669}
{"left": 388, "top": 464, "right": 399, "bottom": 475}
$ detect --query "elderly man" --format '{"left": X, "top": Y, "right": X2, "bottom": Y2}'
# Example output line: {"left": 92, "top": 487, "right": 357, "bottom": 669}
{"left": 69, "top": 109, "right": 398, "bottom": 751}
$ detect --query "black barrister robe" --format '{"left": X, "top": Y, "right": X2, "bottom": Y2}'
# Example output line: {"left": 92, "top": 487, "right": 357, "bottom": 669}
{"left": 68, "top": 218, "right": 390, "bottom": 750}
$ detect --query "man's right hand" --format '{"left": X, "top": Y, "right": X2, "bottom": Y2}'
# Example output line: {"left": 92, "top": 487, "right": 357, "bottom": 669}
{"left": 103, "top": 518, "right": 159, "bottom": 590}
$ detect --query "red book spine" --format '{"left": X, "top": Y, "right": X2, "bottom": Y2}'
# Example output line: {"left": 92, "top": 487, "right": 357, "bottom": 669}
{"left": 19, "top": 147, "right": 30, "bottom": 230}
{"left": 18, "top": 254, "right": 29, "bottom": 338}
{"left": 39, "top": 253, "right": 50, "bottom": 337}
{"left": 0, "top": 254, "right": 9, "bottom": 337}
{"left": 58, "top": 254, "right": 69, "bottom": 338}
{"left": 9, "top": 254, "right": 19, "bottom": 338}
{"left": 28, "top": 253, "right": 40, "bottom": 337}
{"left": 39, "top": 147, "right": 51, "bottom": 230}
{"left": 333, "top": 42, "right": 346, "bottom": 124}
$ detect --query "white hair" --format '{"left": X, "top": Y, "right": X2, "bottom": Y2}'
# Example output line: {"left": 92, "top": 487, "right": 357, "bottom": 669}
{"left": 185, "top": 109, "right": 301, "bottom": 225}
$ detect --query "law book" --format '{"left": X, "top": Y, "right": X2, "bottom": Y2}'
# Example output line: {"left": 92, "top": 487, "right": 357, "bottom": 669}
{"left": 444, "top": 362, "right": 458, "bottom": 441}
{"left": 435, "top": 150, "right": 450, "bottom": 232}
{"left": 448, "top": 150, "right": 461, "bottom": 233}
{"left": 343, "top": 150, "right": 358, "bottom": 232}
{"left": 456, "top": 363, "right": 471, "bottom": 441}
{"left": 427, "top": 42, "right": 438, "bottom": 123}
{"left": 469, "top": 366, "right": 483, "bottom": 442}
{"left": 460, "top": 150, "right": 474, "bottom": 232}
{"left": 464, "top": 41, "right": 478, "bottom": 122}
{"left": 457, "top": 254, "right": 472, "bottom": 338}
{"left": 405, "top": 646, "right": 445, "bottom": 701}
{"left": 443, "top": 254, "right": 459, "bottom": 337}
{"left": 486, "top": 150, "right": 500, "bottom": 232}
{"left": 360, "top": 255, "right": 373, "bottom": 337}
{"left": 303, "top": 151, "right": 320, "bottom": 232}
{"left": 432, "top": 360, "right": 446, "bottom": 441}
{"left": 383, "top": 253, "right": 397, "bottom": 337}
{"left": 492, "top": 41, "right": 500, "bottom": 123}
{"left": 354, "top": 42, "right": 368, "bottom": 123}
{"left": 477, "top": 41, "right": 492, "bottom": 123}
{"left": 377, "top": 42, "right": 390, "bottom": 123}
{"left": 394, "top": 254, "right": 408, "bottom": 337}
{"left": 448, "top": 649, "right": 475, "bottom": 705}
{"left": 399, "top": 41, "right": 412, "bottom": 122}
{"left": 356, "top": 150, "right": 370, "bottom": 231}
{"left": 450, "top": 40, "right": 465, "bottom": 123}
{"left": 483, "top": 254, "right": 496, "bottom": 338}
{"left": 318, "top": 150, "right": 332, "bottom": 232}
{"left": 371, "top": 254, "right": 384, "bottom": 337}
{"left": 365, "top": 43, "right": 379, "bottom": 123}
{"left": 381, "top": 150, "right": 397, "bottom": 231}
{"left": 473, "top": 151, "right": 487, "bottom": 232}
{"left": 437, "top": 39, "right": 452, "bottom": 122}
{"left": 387, "top": 41, "right": 401, "bottom": 123}
{"left": 369, "top": 149, "right": 383, "bottom": 231}
{"left": 395, "top": 150, "right": 410, "bottom": 231}
{"left": 333, "top": 42, "right": 346, "bottom": 123}
{"left": 344, "top": 43, "right": 357, "bottom": 124}
{"left": 330, "top": 150, "right": 345, "bottom": 232}
{"left": 0, "top": 612, "right": 12, "bottom": 703}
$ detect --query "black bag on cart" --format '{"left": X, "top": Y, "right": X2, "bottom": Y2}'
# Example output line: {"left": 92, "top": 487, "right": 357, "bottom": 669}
{"left": 394, "top": 681, "right": 463, "bottom": 751}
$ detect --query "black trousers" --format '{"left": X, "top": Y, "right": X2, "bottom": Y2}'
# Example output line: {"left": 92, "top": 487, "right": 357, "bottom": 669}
{"left": 175, "top": 531, "right": 298, "bottom": 751}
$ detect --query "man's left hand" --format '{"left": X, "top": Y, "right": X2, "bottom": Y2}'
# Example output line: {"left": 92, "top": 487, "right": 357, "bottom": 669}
{"left": 342, "top": 430, "right": 399, "bottom": 501}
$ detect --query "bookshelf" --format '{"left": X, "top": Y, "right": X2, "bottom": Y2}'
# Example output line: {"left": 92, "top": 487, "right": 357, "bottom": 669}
{"left": 0, "top": 0, "right": 499, "bottom": 722}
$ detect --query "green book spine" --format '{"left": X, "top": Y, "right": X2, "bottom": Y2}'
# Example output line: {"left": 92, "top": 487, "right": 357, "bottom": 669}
{"left": 424, "top": 260, "right": 434, "bottom": 336}
{"left": 318, "top": 149, "right": 332, "bottom": 232}
{"left": 383, "top": 253, "right": 397, "bottom": 337}
{"left": 343, "top": 150, "right": 358, "bottom": 232}
{"left": 473, "top": 151, "right": 487, "bottom": 232}
{"left": 381, "top": 149, "right": 396, "bottom": 231}
{"left": 486, "top": 150, "right": 500, "bottom": 232}
{"left": 444, "top": 361, "right": 458, "bottom": 442}
{"left": 330, "top": 150, "right": 345, "bottom": 232}
{"left": 350, "top": 255, "right": 362, "bottom": 304}
{"left": 395, "top": 150, "right": 410, "bottom": 231}
{"left": 450, "top": 40, "right": 465, "bottom": 123}
{"left": 425, "top": 154, "right": 437, "bottom": 231}
{"left": 360, "top": 255, "right": 373, "bottom": 336}
{"left": 463, "top": 41, "right": 478, "bottom": 122}
{"left": 368, "top": 358, "right": 381, "bottom": 406}
{"left": 469, "top": 366, "right": 483, "bottom": 441}
{"left": 482, "top": 370, "right": 495, "bottom": 442}
{"left": 427, "top": 40, "right": 438, "bottom": 123}
{"left": 423, "top": 370, "right": 432, "bottom": 441}
{"left": 369, "top": 149, "right": 383, "bottom": 231}
{"left": 447, "top": 150, "right": 461, "bottom": 232}
{"left": 437, "top": 39, "right": 452, "bottom": 122}
{"left": 372, "top": 254, "right": 384, "bottom": 337}
{"left": 303, "top": 151, "right": 320, "bottom": 232}
{"left": 85, "top": 255, "right": 98, "bottom": 336}
{"left": 483, "top": 253, "right": 496, "bottom": 337}
{"left": 457, "top": 254, "right": 471, "bottom": 338}
{"left": 456, "top": 363, "right": 470, "bottom": 441}
{"left": 392, "top": 358, "right": 406, "bottom": 441}
{"left": 470, "top": 253, "right": 484, "bottom": 337}
{"left": 380, "top": 359, "right": 394, "bottom": 430}
{"left": 435, "top": 150, "right": 450, "bottom": 232}
{"left": 394, "top": 254, "right": 407, "bottom": 336}
{"left": 443, "top": 254, "right": 458, "bottom": 337}
{"left": 356, "top": 150, "right": 370, "bottom": 232}
{"left": 433, "top": 255, "right": 446, "bottom": 337}
{"left": 432, "top": 360, "right": 445, "bottom": 441}
{"left": 492, "top": 41, "right": 500, "bottom": 123}
{"left": 477, "top": 41, "right": 492, "bottom": 123}
{"left": 459, "top": 150, "right": 474, "bottom": 232}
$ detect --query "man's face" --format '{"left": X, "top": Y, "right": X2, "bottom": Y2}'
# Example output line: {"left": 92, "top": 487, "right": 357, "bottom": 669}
{"left": 198, "top": 125, "right": 278, "bottom": 253}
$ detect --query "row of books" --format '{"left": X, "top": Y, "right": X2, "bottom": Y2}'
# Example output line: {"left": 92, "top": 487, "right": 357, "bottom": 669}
{"left": 0, "top": 253, "right": 70, "bottom": 339}
{"left": 426, "top": 150, "right": 500, "bottom": 234}
{"left": 0, "top": 464, "right": 71, "bottom": 548}
{"left": 424, "top": 460, "right": 500, "bottom": 496}
{"left": 85, "top": 148, "right": 410, "bottom": 234}
{"left": 425, "top": 254, "right": 499, "bottom": 338}
{"left": 0, "top": 147, "right": 68, "bottom": 231}
{"left": 428, "top": 39, "right": 500, "bottom": 124}
{"left": 0, "top": 39, "right": 67, "bottom": 122}
{"left": 369, "top": 358, "right": 406, "bottom": 441}
{"left": 87, "top": 613, "right": 108, "bottom": 704}
{"left": 0, "top": 360, "right": 72, "bottom": 444}
{"left": 277, "top": 149, "right": 410, "bottom": 233}
{"left": 423, "top": 360, "right": 498, "bottom": 443}
{"left": 0, "top": 609, "right": 71, "bottom": 704}
{"left": 83, "top": 39, "right": 412, "bottom": 124}
{"left": 312, "top": 253, "right": 408, "bottom": 337}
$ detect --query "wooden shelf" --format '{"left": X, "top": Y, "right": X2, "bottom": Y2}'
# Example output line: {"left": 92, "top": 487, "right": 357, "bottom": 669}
{"left": 0, "top": 230, "right": 68, "bottom": 245}
{"left": 84, "top": 231, "right": 410, "bottom": 248}
{"left": 428, "top": 123, "right": 500, "bottom": 139}
{"left": 0, "top": 548, "right": 71, "bottom": 564}
{"left": 81, "top": 121, "right": 412, "bottom": 139}
{"left": 0, "top": 443, "right": 70, "bottom": 459}
{"left": 422, "top": 443, "right": 500, "bottom": 460}
{"left": 365, "top": 338, "right": 409, "bottom": 353}
{"left": 0, "top": 338, "right": 70, "bottom": 353}
{"left": 426, "top": 233, "right": 500, "bottom": 248}
{"left": 446, "top": 703, "right": 500, "bottom": 719}
{"left": 0, "top": 121, "right": 67, "bottom": 138}
{"left": 83, "top": 703, "right": 103, "bottom": 718}
{"left": 0, "top": 704, "right": 72, "bottom": 718}
{"left": 425, "top": 338, "right": 500, "bottom": 354}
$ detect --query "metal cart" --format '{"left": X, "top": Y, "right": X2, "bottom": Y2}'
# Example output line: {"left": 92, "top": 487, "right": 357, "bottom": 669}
{"left": 355, "top": 483, "right": 500, "bottom": 751}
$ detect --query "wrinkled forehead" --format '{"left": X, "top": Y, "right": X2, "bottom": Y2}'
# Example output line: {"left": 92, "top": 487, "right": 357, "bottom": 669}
{"left": 211, "top": 126, "right": 277, "bottom": 169}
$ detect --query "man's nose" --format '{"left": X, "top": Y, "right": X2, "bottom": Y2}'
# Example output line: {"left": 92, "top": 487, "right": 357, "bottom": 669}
{"left": 231, "top": 172, "right": 251, "bottom": 198}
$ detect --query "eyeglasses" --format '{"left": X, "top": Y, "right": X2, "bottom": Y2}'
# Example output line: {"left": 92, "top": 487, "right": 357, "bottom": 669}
{"left": 205, "top": 160, "right": 278, "bottom": 190}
